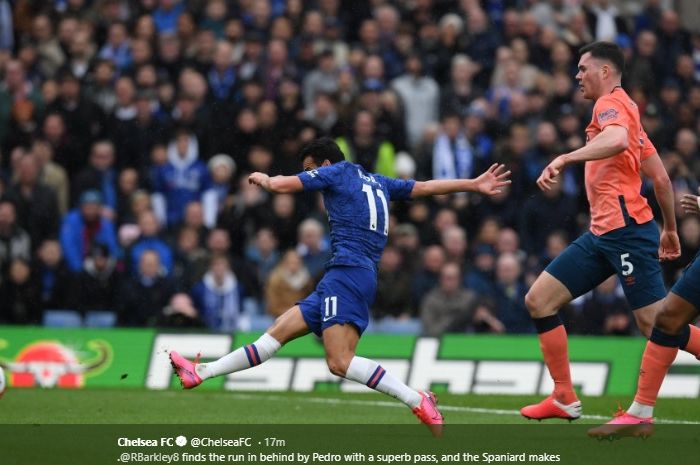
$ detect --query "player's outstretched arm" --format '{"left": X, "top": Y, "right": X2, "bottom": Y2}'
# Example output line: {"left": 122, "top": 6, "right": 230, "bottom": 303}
{"left": 537, "top": 125, "right": 628, "bottom": 191}
{"left": 681, "top": 187, "right": 700, "bottom": 216}
{"left": 410, "top": 164, "right": 511, "bottom": 198}
{"left": 641, "top": 153, "right": 680, "bottom": 261}
{"left": 249, "top": 172, "right": 304, "bottom": 194}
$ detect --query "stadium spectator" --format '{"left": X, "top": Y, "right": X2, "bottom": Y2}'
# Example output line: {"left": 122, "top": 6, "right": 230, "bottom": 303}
{"left": 0, "top": 258, "right": 41, "bottom": 324}
{"left": 391, "top": 54, "right": 439, "bottom": 151}
{"left": 129, "top": 210, "right": 172, "bottom": 276}
{"left": 72, "top": 140, "right": 117, "bottom": 214}
{"left": 570, "top": 276, "right": 632, "bottom": 336}
{"left": 245, "top": 227, "right": 280, "bottom": 288}
{"left": 33, "top": 138, "right": 69, "bottom": 215}
{"left": 265, "top": 249, "right": 313, "bottom": 318}
{"left": 3, "top": 153, "right": 60, "bottom": 249}
{"left": 152, "top": 128, "right": 210, "bottom": 227}
{"left": 34, "top": 239, "right": 71, "bottom": 311}
{"left": 0, "top": 200, "right": 31, "bottom": 283}
{"left": 60, "top": 190, "right": 118, "bottom": 273}
{"left": 191, "top": 254, "right": 244, "bottom": 332}
{"left": 336, "top": 110, "right": 396, "bottom": 177}
{"left": 0, "top": 0, "right": 697, "bottom": 338}
{"left": 296, "top": 218, "right": 331, "bottom": 280}
{"left": 421, "top": 262, "right": 499, "bottom": 336}
{"left": 373, "top": 245, "right": 413, "bottom": 319}
{"left": 70, "top": 243, "right": 119, "bottom": 314}
{"left": 118, "top": 249, "right": 176, "bottom": 327}
{"left": 493, "top": 253, "right": 533, "bottom": 334}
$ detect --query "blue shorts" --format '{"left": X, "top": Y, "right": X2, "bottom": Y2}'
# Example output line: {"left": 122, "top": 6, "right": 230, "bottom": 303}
{"left": 297, "top": 266, "right": 377, "bottom": 337}
{"left": 546, "top": 220, "right": 665, "bottom": 310}
{"left": 671, "top": 251, "right": 700, "bottom": 309}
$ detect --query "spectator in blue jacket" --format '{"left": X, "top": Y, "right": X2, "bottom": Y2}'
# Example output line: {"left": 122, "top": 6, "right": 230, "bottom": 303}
{"left": 129, "top": 210, "right": 173, "bottom": 276}
{"left": 59, "top": 190, "right": 118, "bottom": 273}
{"left": 152, "top": 128, "right": 210, "bottom": 227}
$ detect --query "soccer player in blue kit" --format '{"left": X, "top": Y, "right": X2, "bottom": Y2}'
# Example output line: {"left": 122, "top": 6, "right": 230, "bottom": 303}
{"left": 170, "top": 137, "right": 511, "bottom": 436}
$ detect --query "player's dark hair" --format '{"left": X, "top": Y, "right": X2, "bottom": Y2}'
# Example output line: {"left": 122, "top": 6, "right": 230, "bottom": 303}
{"left": 579, "top": 41, "right": 625, "bottom": 74}
{"left": 298, "top": 137, "right": 345, "bottom": 165}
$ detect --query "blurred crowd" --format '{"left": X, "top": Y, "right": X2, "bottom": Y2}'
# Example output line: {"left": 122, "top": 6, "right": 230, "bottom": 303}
{"left": 1, "top": 0, "right": 699, "bottom": 336}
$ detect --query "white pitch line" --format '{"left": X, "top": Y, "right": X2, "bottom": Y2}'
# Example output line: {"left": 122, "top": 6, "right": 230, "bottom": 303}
{"left": 226, "top": 393, "right": 700, "bottom": 425}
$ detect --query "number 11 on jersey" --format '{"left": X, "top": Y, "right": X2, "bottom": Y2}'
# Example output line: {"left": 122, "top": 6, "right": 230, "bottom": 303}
{"left": 362, "top": 184, "right": 388, "bottom": 235}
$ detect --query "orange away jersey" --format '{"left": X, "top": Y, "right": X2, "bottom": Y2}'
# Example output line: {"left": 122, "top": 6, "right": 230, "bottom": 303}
{"left": 584, "top": 87, "right": 655, "bottom": 235}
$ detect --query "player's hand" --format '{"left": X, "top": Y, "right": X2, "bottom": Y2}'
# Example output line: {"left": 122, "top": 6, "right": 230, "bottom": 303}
{"left": 680, "top": 187, "right": 700, "bottom": 215}
{"left": 659, "top": 229, "right": 681, "bottom": 261}
{"left": 474, "top": 163, "right": 511, "bottom": 195}
{"left": 537, "top": 156, "right": 566, "bottom": 191}
{"left": 248, "top": 172, "right": 270, "bottom": 189}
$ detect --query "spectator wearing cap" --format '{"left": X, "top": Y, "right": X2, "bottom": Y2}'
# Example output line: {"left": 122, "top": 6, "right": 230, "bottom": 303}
{"left": 69, "top": 243, "right": 119, "bottom": 313}
{"left": 336, "top": 110, "right": 396, "bottom": 177}
{"left": 3, "top": 153, "right": 60, "bottom": 250}
{"left": 202, "top": 154, "right": 235, "bottom": 229}
{"left": 59, "top": 189, "right": 118, "bottom": 273}
{"left": 152, "top": 128, "right": 210, "bottom": 227}
{"left": 391, "top": 54, "right": 439, "bottom": 151}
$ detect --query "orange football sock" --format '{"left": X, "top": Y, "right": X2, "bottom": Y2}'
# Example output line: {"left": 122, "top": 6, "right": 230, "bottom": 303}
{"left": 681, "top": 325, "right": 700, "bottom": 358}
{"left": 539, "top": 325, "right": 577, "bottom": 404}
{"left": 634, "top": 341, "right": 678, "bottom": 407}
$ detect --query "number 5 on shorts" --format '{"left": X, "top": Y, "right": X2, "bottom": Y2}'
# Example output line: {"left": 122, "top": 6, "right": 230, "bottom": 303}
{"left": 620, "top": 253, "right": 634, "bottom": 276}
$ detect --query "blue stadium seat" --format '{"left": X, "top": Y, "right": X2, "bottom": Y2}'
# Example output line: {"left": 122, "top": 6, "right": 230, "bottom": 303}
{"left": 84, "top": 311, "right": 117, "bottom": 328}
{"left": 43, "top": 310, "right": 83, "bottom": 328}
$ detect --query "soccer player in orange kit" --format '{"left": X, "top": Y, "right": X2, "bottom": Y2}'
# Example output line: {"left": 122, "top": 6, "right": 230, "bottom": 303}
{"left": 520, "top": 42, "right": 700, "bottom": 422}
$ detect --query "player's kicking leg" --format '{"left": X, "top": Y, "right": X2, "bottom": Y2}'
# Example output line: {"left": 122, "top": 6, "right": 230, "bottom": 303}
{"left": 322, "top": 324, "right": 444, "bottom": 437}
{"left": 589, "top": 291, "right": 699, "bottom": 439}
{"left": 169, "top": 305, "right": 310, "bottom": 389}
{"left": 520, "top": 271, "right": 582, "bottom": 422}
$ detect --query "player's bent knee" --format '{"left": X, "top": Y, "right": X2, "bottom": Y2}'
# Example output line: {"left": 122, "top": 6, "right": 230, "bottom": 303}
{"left": 525, "top": 290, "right": 546, "bottom": 316}
{"left": 326, "top": 354, "right": 351, "bottom": 378}
{"left": 654, "top": 307, "right": 687, "bottom": 335}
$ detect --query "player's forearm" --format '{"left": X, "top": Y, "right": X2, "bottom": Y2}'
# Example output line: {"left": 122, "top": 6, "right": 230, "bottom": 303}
{"left": 653, "top": 175, "right": 677, "bottom": 231}
{"left": 265, "top": 175, "right": 304, "bottom": 194}
{"left": 561, "top": 129, "right": 628, "bottom": 165}
{"left": 411, "top": 179, "right": 478, "bottom": 197}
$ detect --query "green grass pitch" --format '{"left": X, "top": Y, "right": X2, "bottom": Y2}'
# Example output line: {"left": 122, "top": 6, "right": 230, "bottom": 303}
{"left": 2, "top": 389, "right": 699, "bottom": 425}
